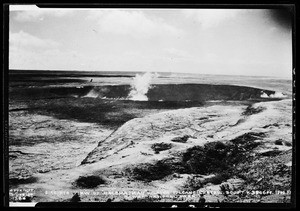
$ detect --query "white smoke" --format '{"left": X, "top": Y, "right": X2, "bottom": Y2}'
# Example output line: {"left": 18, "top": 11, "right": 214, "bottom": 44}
{"left": 261, "top": 91, "right": 287, "bottom": 98}
{"left": 128, "top": 72, "right": 158, "bottom": 101}
{"left": 260, "top": 92, "right": 269, "bottom": 98}
{"left": 82, "top": 89, "right": 99, "bottom": 98}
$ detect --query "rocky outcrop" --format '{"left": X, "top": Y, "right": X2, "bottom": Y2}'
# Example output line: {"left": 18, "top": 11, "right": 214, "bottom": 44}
{"left": 80, "top": 105, "right": 240, "bottom": 164}
{"left": 8, "top": 98, "right": 292, "bottom": 203}
{"left": 81, "top": 99, "right": 292, "bottom": 169}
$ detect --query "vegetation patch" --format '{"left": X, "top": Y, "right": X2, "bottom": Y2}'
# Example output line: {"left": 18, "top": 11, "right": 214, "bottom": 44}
{"left": 131, "top": 132, "right": 264, "bottom": 184}
{"left": 219, "top": 183, "right": 231, "bottom": 197}
{"left": 171, "top": 135, "right": 190, "bottom": 143}
{"left": 274, "top": 139, "right": 292, "bottom": 147}
{"left": 183, "top": 176, "right": 203, "bottom": 191}
{"left": 274, "top": 139, "right": 284, "bottom": 145}
{"left": 74, "top": 175, "right": 106, "bottom": 188}
{"left": 131, "top": 160, "right": 172, "bottom": 181}
{"left": 151, "top": 142, "right": 172, "bottom": 154}
{"left": 236, "top": 156, "right": 292, "bottom": 193}
{"left": 242, "top": 105, "right": 265, "bottom": 116}
{"left": 131, "top": 132, "right": 265, "bottom": 186}
{"left": 229, "top": 132, "right": 264, "bottom": 151}
{"left": 181, "top": 142, "right": 229, "bottom": 174}
{"left": 284, "top": 141, "right": 292, "bottom": 147}
{"left": 179, "top": 134, "right": 264, "bottom": 183}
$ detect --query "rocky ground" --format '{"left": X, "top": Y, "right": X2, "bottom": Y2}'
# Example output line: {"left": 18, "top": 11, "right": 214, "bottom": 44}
{"left": 9, "top": 98, "right": 293, "bottom": 203}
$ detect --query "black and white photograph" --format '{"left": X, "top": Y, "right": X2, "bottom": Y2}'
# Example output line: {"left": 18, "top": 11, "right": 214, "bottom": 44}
{"left": 5, "top": 4, "right": 295, "bottom": 207}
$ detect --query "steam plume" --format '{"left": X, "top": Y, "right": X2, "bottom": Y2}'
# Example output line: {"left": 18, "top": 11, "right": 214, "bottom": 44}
{"left": 128, "top": 72, "right": 158, "bottom": 101}
{"left": 261, "top": 91, "right": 287, "bottom": 98}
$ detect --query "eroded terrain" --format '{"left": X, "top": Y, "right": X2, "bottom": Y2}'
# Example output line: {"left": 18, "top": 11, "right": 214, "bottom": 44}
{"left": 9, "top": 98, "right": 292, "bottom": 203}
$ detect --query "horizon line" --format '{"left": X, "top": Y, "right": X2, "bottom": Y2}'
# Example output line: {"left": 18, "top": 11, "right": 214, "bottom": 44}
{"left": 8, "top": 68, "right": 292, "bottom": 79}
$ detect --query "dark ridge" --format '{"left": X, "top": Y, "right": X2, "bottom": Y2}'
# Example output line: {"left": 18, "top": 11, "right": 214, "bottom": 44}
{"left": 147, "top": 84, "right": 274, "bottom": 101}
{"left": 9, "top": 84, "right": 278, "bottom": 128}
{"left": 9, "top": 74, "right": 133, "bottom": 80}
{"left": 11, "top": 84, "right": 276, "bottom": 102}
{"left": 10, "top": 98, "right": 203, "bottom": 130}
{"left": 9, "top": 86, "right": 94, "bottom": 100}
{"left": 230, "top": 118, "right": 246, "bottom": 127}
{"left": 9, "top": 150, "right": 32, "bottom": 155}
{"left": 80, "top": 84, "right": 275, "bottom": 101}
{"left": 9, "top": 108, "right": 29, "bottom": 112}
{"left": 260, "top": 150, "right": 282, "bottom": 157}
{"left": 9, "top": 77, "right": 87, "bottom": 83}
{"left": 263, "top": 123, "right": 280, "bottom": 128}
{"left": 9, "top": 133, "right": 89, "bottom": 146}
{"left": 9, "top": 69, "right": 136, "bottom": 78}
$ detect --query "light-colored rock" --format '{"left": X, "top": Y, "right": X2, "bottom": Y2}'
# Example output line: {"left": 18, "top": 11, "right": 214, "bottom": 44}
{"left": 82, "top": 99, "right": 292, "bottom": 169}
{"left": 9, "top": 99, "right": 292, "bottom": 202}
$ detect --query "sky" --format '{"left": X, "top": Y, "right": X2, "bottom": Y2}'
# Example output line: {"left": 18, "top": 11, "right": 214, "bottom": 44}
{"left": 9, "top": 5, "right": 293, "bottom": 78}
